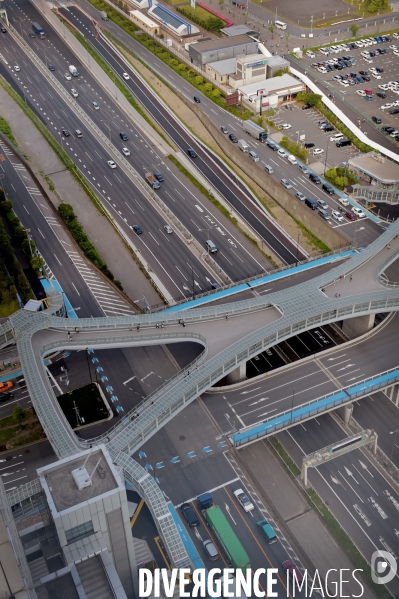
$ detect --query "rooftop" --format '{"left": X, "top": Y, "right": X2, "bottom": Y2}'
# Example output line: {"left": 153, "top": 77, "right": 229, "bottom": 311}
{"left": 239, "top": 73, "right": 304, "bottom": 96}
{"left": 349, "top": 153, "right": 399, "bottom": 185}
{"left": 207, "top": 57, "right": 236, "bottom": 75}
{"left": 220, "top": 24, "right": 259, "bottom": 37}
{"left": 39, "top": 448, "right": 119, "bottom": 513}
{"left": 191, "top": 34, "right": 258, "bottom": 53}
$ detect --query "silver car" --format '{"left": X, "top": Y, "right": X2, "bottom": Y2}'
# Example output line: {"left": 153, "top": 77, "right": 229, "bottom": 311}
{"left": 281, "top": 178, "right": 293, "bottom": 189}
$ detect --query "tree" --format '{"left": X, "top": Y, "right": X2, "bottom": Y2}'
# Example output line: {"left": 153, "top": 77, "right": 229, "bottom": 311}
{"left": 350, "top": 24, "right": 360, "bottom": 37}
{"left": 13, "top": 406, "right": 27, "bottom": 430}
{"left": 285, "top": 32, "right": 291, "bottom": 48}
{"left": 195, "top": 76, "right": 204, "bottom": 85}
{"left": 219, "top": 0, "right": 224, "bottom": 5}
{"left": 268, "top": 23, "right": 274, "bottom": 39}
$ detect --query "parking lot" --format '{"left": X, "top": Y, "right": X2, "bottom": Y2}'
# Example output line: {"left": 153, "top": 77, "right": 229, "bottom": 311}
{"left": 299, "top": 33, "right": 399, "bottom": 141}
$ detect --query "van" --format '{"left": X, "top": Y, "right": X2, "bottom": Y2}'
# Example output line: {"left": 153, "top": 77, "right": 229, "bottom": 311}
{"left": 75, "top": 129, "right": 83, "bottom": 138}
{"left": 248, "top": 150, "right": 259, "bottom": 163}
{"left": 238, "top": 139, "right": 249, "bottom": 152}
{"left": 305, "top": 197, "right": 318, "bottom": 210}
{"left": 330, "top": 133, "right": 344, "bottom": 142}
{"left": 318, "top": 208, "right": 330, "bottom": 220}
{"left": 257, "top": 520, "right": 277, "bottom": 544}
{"left": 288, "top": 155, "right": 297, "bottom": 165}
{"left": 322, "top": 183, "right": 335, "bottom": 195}
{"left": 264, "top": 164, "right": 274, "bottom": 174}
{"left": 336, "top": 138, "right": 351, "bottom": 147}
{"left": 205, "top": 240, "right": 218, "bottom": 253}
{"left": 203, "top": 539, "right": 219, "bottom": 561}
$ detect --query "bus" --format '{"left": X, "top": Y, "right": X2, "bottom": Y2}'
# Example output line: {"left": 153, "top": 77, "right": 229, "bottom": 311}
{"left": 205, "top": 505, "right": 251, "bottom": 572}
{"left": 274, "top": 20, "right": 287, "bottom": 30}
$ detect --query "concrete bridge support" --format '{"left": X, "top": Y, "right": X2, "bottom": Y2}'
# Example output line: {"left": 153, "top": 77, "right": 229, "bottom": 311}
{"left": 342, "top": 314, "right": 375, "bottom": 339}
{"left": 336, "top": 402, "right": 353, "bottom": 424}
{"left": 225, "top": 362, "right": 246, "bottom": 384}
{"left": 385, "top": 384, "right": 399, "bottom": 407}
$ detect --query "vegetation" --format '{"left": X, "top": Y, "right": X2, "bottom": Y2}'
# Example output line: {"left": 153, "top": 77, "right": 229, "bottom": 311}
{"left": 273, "top": 67, "right": 290, "bottom": 77}
{"left": 0, "top": 407, "right": 45, "bottom": 450}
{"left": 177, "top": 5, "right": 224, "bottom": 31}
{"left": 58, "top": 204, "right": 122, "bottom": 289}
{"left": 279, "top": 136, "right": 308, "bottom": 161}
{"left": 296, "top": 92, "right": 373, "bottom": 153}
{"left": 268, "top": 23, "right": 274, "bottom": 38}
{"left": 57, "top": 383, "right": 109, "bottom": 427}
{"left": 0, "top": 116, "right": 18, "bottom": 147}
{"left": 350, "top": 23, "right": 360, "bottom": 37}
{"left": 325, "top": 166, "right": 358, "bottom": 190}
{"left": 13, "top": 406, "right": 27, "bottom": 430}
{"left": 364, "top": 0, "right": 389, "bottom": 13}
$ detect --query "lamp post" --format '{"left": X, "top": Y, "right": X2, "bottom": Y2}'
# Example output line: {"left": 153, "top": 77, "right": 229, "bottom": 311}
{"left": 310, "top": 16, "right": 313, "bottom": 36}
{"left": 85, "top": 347, "right": 93, "bottom": 384}
{"left": 324, "top": 137, "right": 330, "bottom": 176}
{"left": 101, "top": 117, "right": 116, "bottom": 144}
{"left": 291, "top": 387, "right": 295, "bottom": 424}
{"left": 296, "top": 234, "right": 300, "bottom": 266}
{"left": 390, "top": 428, "right": 399, "bottom": 463}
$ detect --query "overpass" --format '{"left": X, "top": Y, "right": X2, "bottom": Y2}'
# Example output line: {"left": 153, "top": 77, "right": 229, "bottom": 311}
{"left": 3, "top": 218, "right": 399, "bottom": 569}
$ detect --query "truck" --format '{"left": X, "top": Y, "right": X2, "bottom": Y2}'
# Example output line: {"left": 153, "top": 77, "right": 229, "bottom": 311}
{"left": 100, "top": 11, "right": 109, "bottom": 20}
{"left": 69, "top": 65, "right": 79, "bottom": 77}
{"left": 205, "top": 505, "right": 251, "bottom": 572}
{"left": 145, "top": 172, "right": 161, "bottom": 190}
{"left": 197, "top": 492, "right": 213, "bottom": 511}
{"left": 242, "top": 120, "right": 267, "bottom": 142}
{"left": 237, "top": 139, "right": 249, "bottom": 153}
{"left": 32, "top": 22, "right": 45, "bottom": 39}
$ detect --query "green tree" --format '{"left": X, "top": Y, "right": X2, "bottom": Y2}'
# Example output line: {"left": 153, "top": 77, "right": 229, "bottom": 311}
{"left": 195, "top": 75, "right": 204, "bottom": 85}
{"left": 350, "top": 24, "right": 360, "bottom": 37}
{"left": 13, "top": 406, "right": 27, "bottom": 430}
{"left": 204, "top": 82, "right": 213, "bottom": 91}
{"left": 285, "top": 32, "right": 291, "bottom": 47}
{"left": 219, "top": 0, "right": 224, "bottom": 5}
{"left": 268, "top": 23, "right": 274, "bottom": 39}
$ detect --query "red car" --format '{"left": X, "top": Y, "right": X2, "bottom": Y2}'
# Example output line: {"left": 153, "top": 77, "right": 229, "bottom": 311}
{"left": 282, "top": 560, "right": 303, "bottom": 583}
{"left": 345, "top": 211, "right": 358, "bottom": 221}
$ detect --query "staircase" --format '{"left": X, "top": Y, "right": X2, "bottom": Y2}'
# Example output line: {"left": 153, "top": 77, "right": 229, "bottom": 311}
{"left": 76, "top": 555, "right": 114, "bottom": 599}
{"left": 29, "top": 556, "right": 49, "bottom": 587}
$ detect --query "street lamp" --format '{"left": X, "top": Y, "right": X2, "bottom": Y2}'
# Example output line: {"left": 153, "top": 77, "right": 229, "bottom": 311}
{"left": 101, "top": 118, "right": 116, "bottom": 144}
{"left": 310, "top": 16, "right": 313, "bottom": 36}
{"left": 324, "top": 137, "right": 330, "bottom": 176}
{"left": 390, "top": 428, "right": 399, "bottom": 463}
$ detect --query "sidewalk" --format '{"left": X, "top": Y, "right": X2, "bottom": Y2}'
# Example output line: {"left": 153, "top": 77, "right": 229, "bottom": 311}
{"left": 0, "top": 85, "right": 161, "bottom": 307}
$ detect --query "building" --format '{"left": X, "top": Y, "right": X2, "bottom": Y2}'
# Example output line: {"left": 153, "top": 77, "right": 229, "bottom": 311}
{"left": 266, "top": 55, "right": 290, "bottom": 78}
{"left": 220, "top": 24, "right": 260, "bottom": 39}
{"left": 188, "top": 34, "right": 259, "bottom": 69}
{"left": 205, "top": 53, "right": 267, "bottom": 87}
{"left": 350, "top": 153, "right": 399, "bottom": 220}
{"left": 205, "top": 57, "right": 236, "bottom": 84}
{"left": 148, "top": 4, "right": 200, "bottom": 37}
{"left": 238, "top": 73, "right": 305, "bottom": 113}
{"left": 129, "top": 10, "right": 159, "bottom": 35}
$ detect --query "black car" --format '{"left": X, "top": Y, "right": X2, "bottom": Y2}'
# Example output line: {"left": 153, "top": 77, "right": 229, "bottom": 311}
{"left": 0, "top": 27, "right": 6, "bottom": 33}
{"left": 389, "top": 108, "right": 399, "bottom": 114}
{"left": 324, "top": 126, "right": 334, "bottom": 132}
{"left": 322, "top": 183, "right": 335, "bottom": 195}
{"left": 133, "top": 225, "right": 143, "bottom": 234}
{"left": 381, "top": 126, "right": 395, "bottom": 133}
{"left": 229, "top": 134, "right": 238, "bottom": 143}
{"left": 193, "top": 96, "right": 201, "bottom": 103}
{"left": 120, "top": 132, "right": 128, "bottom": 141}
{"left": 61, "top": 129, "right": 70, "bottom": 136}
{"left": 376, "top": 92, "right": 386, "bottom": 98}
{"left": 180, "top": 503, "right": 200, "bottom": 527}
{"left": 154, "top": 172, "right": 164, "bottom": 182}
{"left": 302, "top": 104, "right": 312, "bottom": 110}
{"left": 363, "top": 76, "right": 371, "bottom": 81}
{"left": 187, "top": 148, "right": 197, "bottom": 158}
{"left": 0, "top": 391, "right": 14, "bottom": 402}
{"left": 267, "top": 141, "right": 278, "bottom": 150}
{"left": 48, "top": 64, "right": 55, "bottom": 71}
{"left": 304, "top": 142, "right": 315, "bottom": 149}
{"left": 29, "top": 32, "right": 35, "bottom": 38}
{"left": 309, "top": 173, "right": 322, "bottom": 184}
{"left": 372, "top": 115, "right": 382, "bottom": 124}
{"left": 359, "top": 70, "right": 368, "bottom": 75}
{"left": 375, "top": 67, "right": 384, "bottom": 73}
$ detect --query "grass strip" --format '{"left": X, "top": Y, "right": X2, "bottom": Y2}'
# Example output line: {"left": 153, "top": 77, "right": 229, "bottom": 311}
{"left": 168, "top": 154, "right": 277, "bottom": 266}
{"left": 0, "top": 116, "right": 18, "bottom": 148}
{"left": 0, "top": 408, "right": 45, "bottom": 449}
{"left": 269, "top": 436, "right": 392, "bottom": 599}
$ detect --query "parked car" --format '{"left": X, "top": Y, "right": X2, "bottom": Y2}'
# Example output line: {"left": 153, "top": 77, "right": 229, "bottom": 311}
{"left": 304, "top": 142, "right": 315, "bottom": 149}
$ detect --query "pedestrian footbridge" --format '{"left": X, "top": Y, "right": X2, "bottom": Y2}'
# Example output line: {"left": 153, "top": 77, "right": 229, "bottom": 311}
{"left": 3, "top": 220, "right": 399, "bottom": 569}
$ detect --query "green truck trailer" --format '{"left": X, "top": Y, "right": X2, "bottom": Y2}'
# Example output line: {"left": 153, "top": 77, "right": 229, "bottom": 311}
{"left": 205, "top": 505, "right": 251, "bottom": 572}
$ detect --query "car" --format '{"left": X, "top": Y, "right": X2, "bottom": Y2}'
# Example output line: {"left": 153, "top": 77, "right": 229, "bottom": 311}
{"left": 298, "top": 164, "right": 310, "bottom": 174}
{"left": 371, "top": 115, "right": 382, "bottom": 124}
{"left": 180, "top": 503, "right": 200, "bottom": 527}
{"left": 133, "top": 225, "right": 143, "bottom": 235}
{"left": 211, "top": 282, "right": 221, "bottom": 290}
{"left": 61, "top": 129, "right": 70, "bottom": 137}
{"left": 376, "top": 92, "right": 387, "bottom": 98}
{"left": 359, "top": 70, "right": 368, "bottom": 75}
{"left": 352, "top": 206, "right": 366, "bottom": 218}
{"left": 312, "top": 148, "right": 324, "bottom": 155}
{"left": 1, "top": 27, "right": 7, "bottom": 33}
{"left": 14, "top": 65, "right": 21, "bottom": 72}
{"left": 163, "top": 225, "right": 173, "bottom": 234}
{"left": 64, "top": 72, "right": 72, "bottom": 80}
{"left": 0, "top": 381, "right": 13, "bottom": 394}
{"left": 120, "top": 132, "right": 128, "bottom": 141}
{"left": 267, "top": 141, "right": 278, "bottom": 150}
{"left": 29, "top": 32, "right": 35, "bottom": 38}
{"left": 317, "top": 199, "right": 328, "bottom": 210}
{"left": 282, "top": 560, "right": 303, "bottom": 583}
{"left": 324, "top": 126, "right": 334, "bottom": 132}
{"left": 345, "top": 210, "right": 358, "bottom": 221}
{"left": 389, "top": 108, "right": 399, "bottom": 114}
{"left": 322, "top": 183, "right": 335, "bottom": 195}
{"left": 304, "top": 142, "right": 315, "bottom": 149}
{"left": 74, "top": 129, "right": 83, "bottom": 138}
{"left": 48, "top": 64, "right": 55, "bottom": 71}
{"left": 122, "top": 72, "right": 130, "bottom": 80}
{"left": 382, "top": 126, "right": 395, "bottom": 133}
{"left": 92, "top": 101, "right": 100, "bottom": 110}
{"left": 107, "top": 160, "right": 117, "bottom": 169}
{"left": 306, "top": 50, "right": 316, "bottom": 58}
{"left": 193, "top": 96, "right": 201, "bottom": 103}
{"left": 0, "top": 391, "right": 14, "bottom": 402}
{"left": 154, "top": 173, "right": 164, "bottom": 182}
{"left": 340, "top": 80, "right": 349, "bottom": 87}
{"left": 309, "top": 173, "right": 322, "bottom": 184}
{"left": 381, "top": 103, "right": 393, "bottom": 110}
{"left": 356, "top": 89, "right": 367, "bottom": 96}
{"left": 187, "top": 148, "right": 197, "bottom": 158}
{"left": 70, "top": 88, "right": 78, "bottom": 98}
{"left": 203, "top": 539, "right": 219, "bottom": 560}
{"left": 220, "top": 126, "right": 228, "bottom": 134}
{"left": 233, "top": 488, "right": 254, "bottom": 512}
{"left": 280, "top": 178, "right": 293, "bottom": 189}
{"left": 122, "top": 147, "right": 130, "bottom": 156}
{"left": 372, "top": 73, "right": 381, "bottom": 79}
{"left": 229, "top": 134, "right": 238, "bottom": 143}
{"left": 338, "top": 196, "right": 349, "bottom": 207}
{"left": 280, "top": 123, "right": 292, "bottom": 130}
{"left": 302, "top": 104, "right": 311, "bottom": 110}
{"left": 332, "top": 210, "right": 344, "bottom": 222}
{"left": 295, "top": 191, "right": 306, "bottom": 201}
{"left": 333, "top": 75, "right": 342, "bottom": 82}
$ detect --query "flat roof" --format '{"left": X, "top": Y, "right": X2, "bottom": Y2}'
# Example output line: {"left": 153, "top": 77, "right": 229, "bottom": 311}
{"left": 207, "top": 57, "right": 236, "bottom": 75}
{"left": 39, "top": 448, "right": 118, "bottom": 513}
{"left": 192, "top": 34, "right": 257, "bottom": 53}
{"left": 349, "top": 153, "right": 399, "bottom": 184}
{"left": 220, "top": 24, "right": 257, "bottom": 37}
{"left": 239, "top": 73, "right": 304, "bottom": 96}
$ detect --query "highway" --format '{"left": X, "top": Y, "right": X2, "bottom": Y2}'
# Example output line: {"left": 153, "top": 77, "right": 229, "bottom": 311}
{"left": 65, "top": 0, "right": 385, "bottom": 248}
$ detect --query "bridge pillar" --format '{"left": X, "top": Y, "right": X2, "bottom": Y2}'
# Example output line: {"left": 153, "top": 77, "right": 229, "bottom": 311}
{"left": 336, "top": 402, "right": 353, "bottom": 424}
{"left": 225, "top": 362, "right": 246, "bottom": 384}
{"left": 342, "top": 314, "right": 375, "bottom": 339}
{"left": 386, "top": 384, "right": 399, "bottom": 407}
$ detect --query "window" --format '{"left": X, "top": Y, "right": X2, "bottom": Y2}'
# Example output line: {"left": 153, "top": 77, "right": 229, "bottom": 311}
{"left": 65, "top": 520, "right": 94, "bottom": 543}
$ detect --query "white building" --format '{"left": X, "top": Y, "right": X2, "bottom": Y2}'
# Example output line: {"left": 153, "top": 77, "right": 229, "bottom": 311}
{"left": 238, "top": 73, "right": 305, "bottom": 112}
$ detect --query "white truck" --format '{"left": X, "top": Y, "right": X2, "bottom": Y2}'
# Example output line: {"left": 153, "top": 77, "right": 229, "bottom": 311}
{"left": 68, "top": 65, "right": 79, "bottom": 77}
{"left": 100, "top": 11, "right": 108, "bottom": 20}
{"left": 238, "top": 139, "right": 249, "bottom": 152}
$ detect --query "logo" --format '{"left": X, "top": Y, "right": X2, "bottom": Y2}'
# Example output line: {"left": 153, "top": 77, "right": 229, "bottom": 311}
{"left": 371, "top": 550, "right": 397, "bottom": 584}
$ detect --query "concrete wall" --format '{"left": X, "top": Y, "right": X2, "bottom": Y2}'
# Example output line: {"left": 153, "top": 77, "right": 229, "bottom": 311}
{"left": 342, "top": 314, "right": 375, "bottom": 339}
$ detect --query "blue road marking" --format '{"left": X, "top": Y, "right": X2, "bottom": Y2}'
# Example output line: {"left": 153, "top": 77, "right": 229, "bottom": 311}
{"left": 139, "top": 451, "right": 147, "bottom": 459}
{"left": 202, "top": 446, "right": 212, "bottom": 453}
{"left": 41, "top": 278, "right": 78, "bottom": 318}
{"left": 155, "top": 462, "right": 164, "bottom": 469}
{"left": 170, "top": 456, "right": 180, "bottom": 463}
{"left": 187, "top": 451, "right": 196, "bottom": 459}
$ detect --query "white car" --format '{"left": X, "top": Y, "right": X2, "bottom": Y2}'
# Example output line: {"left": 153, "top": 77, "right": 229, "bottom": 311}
{"left": 122, "top": 147, "right": 130, "bottom": 156}
{"left": 340, "top": 80, "right": 349, "bottom": 87}
{"left": 378, "top": 84, "right": 389, "bottom": 90}
{"left": 70, "top": 88, "right": 78, "bottom": 98}
{"left": 278, "top": 149, "right": 287, "bottom": 158}
{"left": 338, "top": 197, "right": 349, "bottom": 206}
{"left": 306, "top": 50, "right": 316, "bottom": 58}
{"left": 393, "top": 32, "right": 399, "bottom": 39}
{"left": 163, "top": 225, "right": 173, "bottom": 234}
{"left": 14, "top": 65, "right": 20, "bottom": 72}
{"left": 352, "top": 206, "right": 366, "bottom": 218}
{"left": 332, "top": 210, "right": 344, "bottom": 222}
{"left": 356, "top": 90, "right": 366, "bottom": 96}
{"left": 381, "top": 103, "right": 393, "bottom": 110}
{"left": 122, "top": 72, "right": 130, "bottom": 80}
{"left": 280, "top": 123, "right": 292, "bottom": 130}
{"left": 312, "top": 148, "right": 324, "bottom": 155}
{"left": 371, "top": 73, "right": 381, "bottom": 79}
{"left": 107, "top": 160, "right": 117, "bottom": 169}
{"left": 389, "top": 45, "right": 397, "bottom": 50}
{"left": 233, "top": 489, "right": 254, "bottom": 512}
{"left": 92, "top": 101, "right": 100, "bottom": 110}
{"left": 64, "top": 72, "right": 72, "bottom": 80}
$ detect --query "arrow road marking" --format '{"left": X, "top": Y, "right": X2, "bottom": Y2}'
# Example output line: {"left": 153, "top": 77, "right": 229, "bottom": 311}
{"left": 330, "top": 474, "right": 345, "bottom": 489}
{"left": 353, "top": 464, "right": 378, "bottom": 495}
{"left": 225, "top": 503, "right": 237, "bottom": 525}
{"left": 345, "top": 466, "right": 359, "bottom": 484}
{"left": 339, "top": 471, "right": 364, "bottom": 502}
{"left": 359, "top": 460, "right": 374, "bottom": 478}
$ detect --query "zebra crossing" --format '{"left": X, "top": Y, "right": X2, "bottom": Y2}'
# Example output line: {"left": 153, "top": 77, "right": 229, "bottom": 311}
{"left": 66, "top": 250, "right": 135, "bottom": 316}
